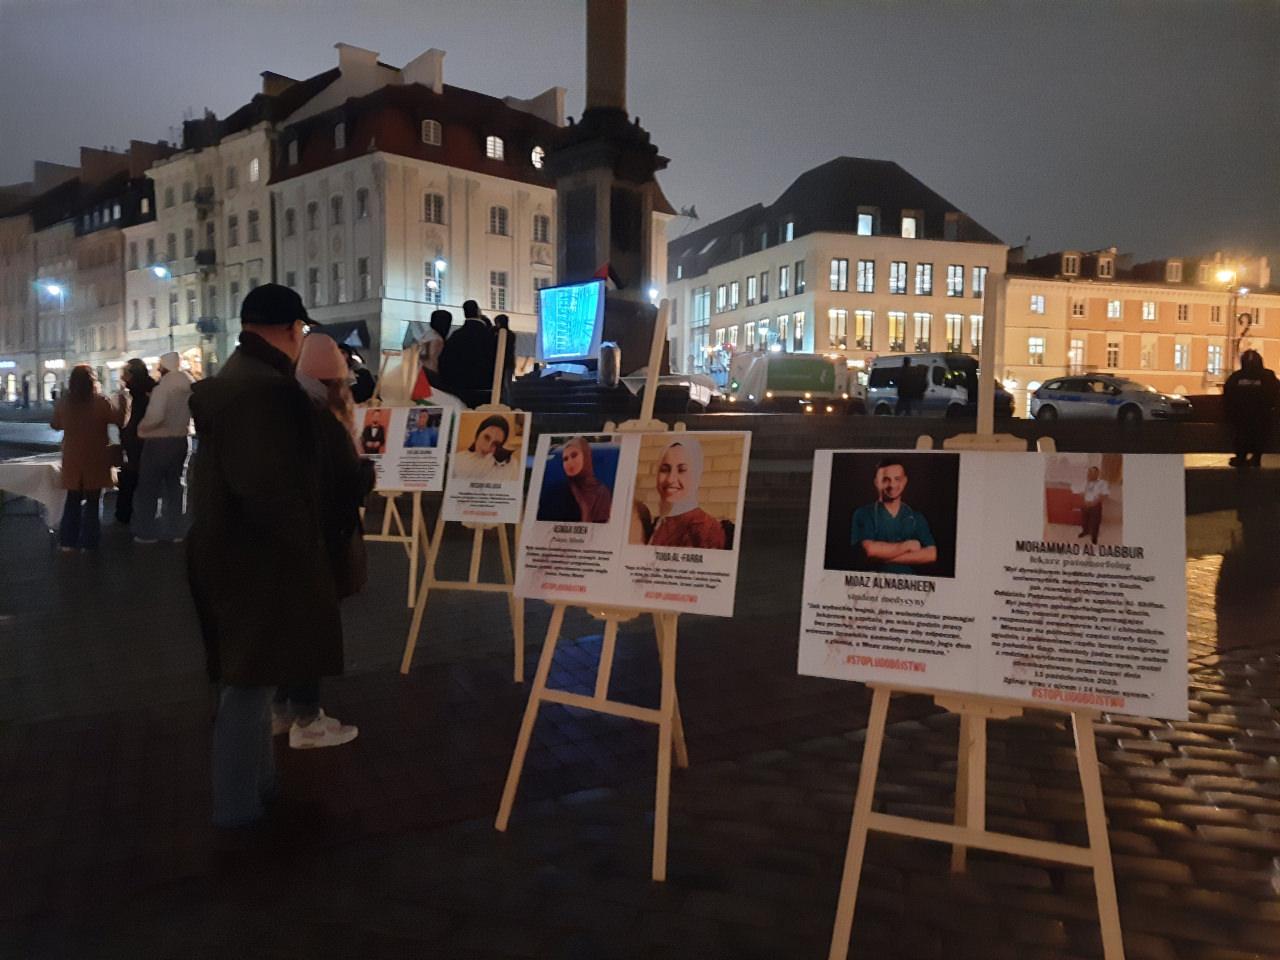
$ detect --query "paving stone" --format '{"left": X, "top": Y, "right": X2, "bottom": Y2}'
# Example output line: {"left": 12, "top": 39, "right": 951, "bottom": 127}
{"left": 1195, "top": 826, "right": 1280, "bottom": 853}
{"left": 1203, "top": 792, "right": 1280, "bottom": 814}
{"left": 1112, "top": 855, "right": 1195, "bottom": 885}
{"left": 1164, "top": 804, "right": 1255, "bottom": 826}
{"left": 1163, "top": 757, "right": 1243, "bottom": 776}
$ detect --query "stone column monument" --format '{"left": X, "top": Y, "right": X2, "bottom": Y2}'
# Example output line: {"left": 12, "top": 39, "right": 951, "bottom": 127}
{"left": 548, "top": 0, "right": 668, "bottom": 305}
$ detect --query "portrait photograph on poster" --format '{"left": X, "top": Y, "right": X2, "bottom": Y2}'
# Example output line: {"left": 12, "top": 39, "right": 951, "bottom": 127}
{"left": 628, "top": 434, "right": 745, "bottom": 551}
{"left": 359, "top": 407, "right": 390, "bottom": 456}
{"left": 1043, "top": 453, "right": 1124, "bottom": 547}
{"left": 403, "top": 408, "right": 443, "bottom": 449}
{"left": 822, "top": 451, "right": 959, "bottom": 578}
{"left": 535, "top": 435, "right": 618, "bottom": 524}
{"left": 451, "top": 411, "right": 525, "bottom": 482}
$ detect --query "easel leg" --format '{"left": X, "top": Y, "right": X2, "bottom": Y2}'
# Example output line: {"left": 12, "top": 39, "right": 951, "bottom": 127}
{"left": 407, "top": 492, "right": 423, "bottom": 608}
{"left": 652, "top": 614, "right": 678, "bottom": 882}
{"left": 951, "top": 712, "right": 986, "bottom": 873}
{"left": 468, "top": 526, "right": 484, "bottom": 583}
{"left": 652, "top": 613, "right": 689, "bottom": 769}
{"left": 496, "top": 523, "right": 524, "bottom": 683}
{"left": 1073, "top": 712, "right": 1126, "bottom": 960}
{"left": 595, "top": 617, "right": 619, "bottom": 699}
{"left": 399, "top": 509, "right": 446, "bottom": 675}
{"left": 496, "top": 604, "right": 566, "bottom": 832}
{"left": 828, "top": 686, "right": 892, "bottom": 960}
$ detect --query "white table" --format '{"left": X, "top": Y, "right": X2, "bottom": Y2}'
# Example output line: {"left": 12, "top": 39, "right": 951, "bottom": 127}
{"left": 0, "top": 454, "right": 66, "bottom": 527}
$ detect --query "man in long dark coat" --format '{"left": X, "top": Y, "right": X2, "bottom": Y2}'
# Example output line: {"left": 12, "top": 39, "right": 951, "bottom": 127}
{"left": 187, "top": 284, "right": 344, "bottom": 827}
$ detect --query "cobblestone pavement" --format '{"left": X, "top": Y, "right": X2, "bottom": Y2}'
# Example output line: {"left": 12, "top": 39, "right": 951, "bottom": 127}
{"left": 1, "top": 476, "right": 1278, "bottom": 959}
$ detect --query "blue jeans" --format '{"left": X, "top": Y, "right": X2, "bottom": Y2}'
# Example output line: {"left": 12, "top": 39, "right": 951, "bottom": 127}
{"left": 212, "top": 685, "right": 277, "bottom": 827}
{"left": 59, "top": 489, "right": 101, "bottom": 549}
{"left": 133, "top": 436, "right": 190, "bottom": 540}
{"left": 273, "top": 681, "right": 320, "bottom": 723}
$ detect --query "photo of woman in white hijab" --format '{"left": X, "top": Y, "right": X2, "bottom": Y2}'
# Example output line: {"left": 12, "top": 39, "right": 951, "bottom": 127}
{"left": 631, "top": 437, "right": 729, "bottom": 550}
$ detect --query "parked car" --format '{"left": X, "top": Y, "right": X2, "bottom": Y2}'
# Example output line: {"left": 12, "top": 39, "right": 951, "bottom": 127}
{"left": 865, "top": 352, "right": 1013, "bottom": 418}
{"left": 1030, "top": 374, "right": 1193, "bottom": 423}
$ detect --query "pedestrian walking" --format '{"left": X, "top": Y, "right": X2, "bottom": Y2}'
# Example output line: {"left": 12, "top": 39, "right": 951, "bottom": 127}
{"left": 114, "top": 358, "right": 155, "bottom": 525}
{"left": 270, "top": 332, "right": 372, "bottom": 750}
{"left": 50, "top": 364, "right": 123, "bottom": 552}
{"left": 133, "top": 351, "right": 192, "bottom": 543}
{"left": 1223, "top": 349, "right": 1279, "bottom": 469}
{"left": 188, "top": 284, "right": 346, "bottom": 828}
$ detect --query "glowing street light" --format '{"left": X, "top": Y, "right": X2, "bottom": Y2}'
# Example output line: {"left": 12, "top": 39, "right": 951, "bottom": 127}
{"left": 1216, "top": 268, "right": 1236, "bottom": 285}
{"left": 151, "top": 264, "right": 171, "bottom": 279}
{"left": 434, "top": 258, "right": 447, "bottom": 273}
{"left": 43, "top": 283, "right": 63, "bottom": 297}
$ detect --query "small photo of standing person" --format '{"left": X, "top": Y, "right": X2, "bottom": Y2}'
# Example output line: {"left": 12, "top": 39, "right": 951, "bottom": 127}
{"left": 1043, "top": 453, "right": 1124, "bottom": 546}
{"left": 1079, "top": 466, "right": 1109, "bottom": 545}
{"left": 359, "top": 408, "right": 390, "bottom": 456}
{"left": 50, "top": 364, "right": 124, "bottom": 552}
{"left": 133, "top": 351, "right": 193, "bottom": 544}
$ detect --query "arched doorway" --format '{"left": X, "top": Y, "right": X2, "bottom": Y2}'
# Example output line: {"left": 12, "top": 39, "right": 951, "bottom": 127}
{"left": 43, "top": 372, "right": 56, "bottom": 402}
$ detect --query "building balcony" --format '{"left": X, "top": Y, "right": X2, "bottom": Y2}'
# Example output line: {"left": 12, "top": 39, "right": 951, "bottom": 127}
{"left": 195, "top": 317, "right": 220, "bottom": 336}
{"left": 194, "top": 187, "right": 215, "bottom": 207}
{"left": 194, "top": 249, "right": 217, "bottom": 270}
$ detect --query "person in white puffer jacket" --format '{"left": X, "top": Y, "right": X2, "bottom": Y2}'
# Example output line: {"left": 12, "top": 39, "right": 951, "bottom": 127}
{"left": 133, "top": 351, "right": 193, "bottom": 543}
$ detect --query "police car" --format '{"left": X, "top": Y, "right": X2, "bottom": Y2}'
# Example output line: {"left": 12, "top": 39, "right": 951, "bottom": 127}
{"left": 1030, "top": 374, "right": 1193, "bottom": 423}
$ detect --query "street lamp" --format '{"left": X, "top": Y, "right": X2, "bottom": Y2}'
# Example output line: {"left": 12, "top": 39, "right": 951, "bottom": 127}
{"left": 151, "top": 265, "right": 171, "bottom": 279}
{"left": 1217, "top": 268, "right": 1252, "bottom": 377}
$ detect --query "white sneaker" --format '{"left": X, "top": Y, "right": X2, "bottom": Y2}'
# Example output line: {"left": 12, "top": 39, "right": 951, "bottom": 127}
{"left": 133, "top": 536, "right": 157, "bottom": 544}
{"left": 288, "top": 710, "right": 358, "bottom": 750}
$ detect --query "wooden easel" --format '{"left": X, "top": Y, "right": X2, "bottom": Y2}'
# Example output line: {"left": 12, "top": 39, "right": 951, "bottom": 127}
{"left": 399, "top": 328, "right": 526, "bottom": 680}
{"left": 364, "top": 489, "right": 428, "bottom": 608}
{"left": 828, "top": 274, "right": 1126, "bottom": 960}
{"left": 495, "top": 301, "right": 694, "bottom": 882}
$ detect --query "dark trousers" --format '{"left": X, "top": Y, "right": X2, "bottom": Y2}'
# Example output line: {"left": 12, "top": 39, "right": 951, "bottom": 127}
{"left": 895, "top": 396, "right": 916, "bottom": 416}
{"left": 1232, "top": 422, "right": 1269, "bottom": 466}
{"left": 59, "top": 490, "right": 102, "bottom": 550}
{"left": 134, "top": 436, "right": 189, "bottom": 540}
{"left": 211, "top": 685, "right": 277, "bottom": 827}
{"left": 274, "top": 681, "right": 320, "bottom": 722}
{"left": 1080, "top": 502, "right": 1103, "bottom": 544}
{"left": 115, "top": 467, "right": 140, "bottom": 523}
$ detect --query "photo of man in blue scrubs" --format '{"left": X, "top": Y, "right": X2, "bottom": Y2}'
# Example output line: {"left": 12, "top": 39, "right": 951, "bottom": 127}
{"left": 850, "top": 459, "right": 937, "bottom": 573}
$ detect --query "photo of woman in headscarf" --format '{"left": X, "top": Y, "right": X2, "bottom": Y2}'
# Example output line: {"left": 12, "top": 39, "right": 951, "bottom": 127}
{"left": 536, "top": 435, "right": 614, "bottom": 523}
{"left": 632, "top": 437, "right": 729, "bottom": 550}
{"left": 452, "top": 413, "right": 522, "bottom": 481}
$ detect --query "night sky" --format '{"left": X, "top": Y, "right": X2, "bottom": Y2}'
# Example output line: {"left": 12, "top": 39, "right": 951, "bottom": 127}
{"left": 1, "top": 0, "right": 1276, "bottom": 263}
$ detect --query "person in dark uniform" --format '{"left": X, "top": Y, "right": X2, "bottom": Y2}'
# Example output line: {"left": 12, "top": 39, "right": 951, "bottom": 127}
{"left": 895, "top": 357, "right": 925, "bottom": 416}
{"left": 1223, "top": 349, "right": 1279, "bottom": 468}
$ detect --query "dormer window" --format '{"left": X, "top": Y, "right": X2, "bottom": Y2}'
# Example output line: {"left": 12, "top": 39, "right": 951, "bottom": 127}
{"left": 1098, "top": 257, "right": 1114, "bottom": 279}
{"left": 287, "top": 141, "right": 299, "bottom": 166}
{"left": 484, "top": 135, "right": 505, "bottom": 160}
{"left": 1166, "top": 261, "right": 1183, "bottom": 283}
{"left": 856, "top": 207, "right": 878, "bottom": 236}
{"left": 530, "top": 145, "right": 545, "bottom": 169}
{"left": 783, "top": 220, "right": 794, "bottom": 243}
{"left": 421, "top": 119, "right": 442, "bottom": 146}
{"left": 1062, "top": 254, "right": 1079, "bottom": 276}
{"left": 334, "top": 123, "right": 346, "bottom": 150}
{"left": 901, "top": 211, "right": 922, "bottom": 239}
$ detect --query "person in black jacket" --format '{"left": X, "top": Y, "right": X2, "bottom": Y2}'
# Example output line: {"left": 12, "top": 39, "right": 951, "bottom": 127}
{"left": 438, "top": 299, "right": 498, "bottom": 406}
{"left": 1223, "top": 349, "right": 1279, "bottom": 468}
{"left": 114, "top": 358, "right": 155, "bottom": 523}
{"left": 187, "top": 284, "right": 344, "bottom": 827}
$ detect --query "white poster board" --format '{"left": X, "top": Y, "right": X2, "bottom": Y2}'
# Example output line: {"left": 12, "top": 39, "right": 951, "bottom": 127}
{"left": 517, "top": 431, "right": 751, "bottom": 616}
{"left": 442, "top": 410, "right": 531, "bottom": 524}
{"left": 798, "top": 450, "right": 1187, "bottom": 719}
{"left": 354, "top": 405, "right": 454, "bottom": 492}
